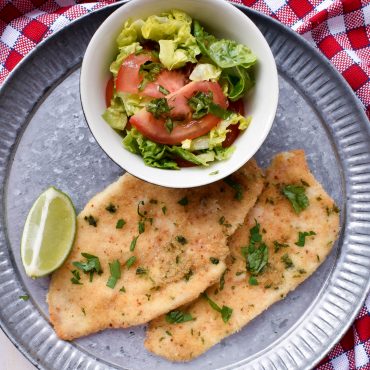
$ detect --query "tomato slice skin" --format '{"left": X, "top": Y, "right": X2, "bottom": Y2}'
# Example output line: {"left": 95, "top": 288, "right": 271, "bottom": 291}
{"left": 130, "top": 81, "right": 228, "bottom": 145}
{"left": 105, "top": 77, "right": 114, "bottom": 107}
{"left": 116, "top": 53, "right": 186, "bottom": 98}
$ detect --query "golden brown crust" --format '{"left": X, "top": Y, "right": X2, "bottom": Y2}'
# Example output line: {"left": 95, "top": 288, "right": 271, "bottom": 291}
{"left": 48, "top": 160, "right": 264, "bottom": 340}
{"left": 145, "top": 150, "right": 340, "bottom": 361}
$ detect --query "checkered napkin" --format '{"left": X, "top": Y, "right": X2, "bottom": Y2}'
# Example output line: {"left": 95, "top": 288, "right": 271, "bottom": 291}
{"left": 0, "top": 1, "right": 369, "bottom": 369}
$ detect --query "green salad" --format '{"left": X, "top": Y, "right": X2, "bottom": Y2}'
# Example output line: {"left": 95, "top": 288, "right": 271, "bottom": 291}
{"left": 103, "top": 10, "right": 257, "bottom": 169}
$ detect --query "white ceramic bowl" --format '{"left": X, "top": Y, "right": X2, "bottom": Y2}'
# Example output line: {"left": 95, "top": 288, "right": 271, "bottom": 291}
{"left": 80, "top": 0, "right": 278, "bottom": 188}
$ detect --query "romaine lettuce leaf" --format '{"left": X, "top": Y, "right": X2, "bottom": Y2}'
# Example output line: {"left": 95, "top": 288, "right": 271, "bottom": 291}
{"left": 117, "top": 92, "right": 148, "bottom": 116}
{"left": 193, "top": 20, "right": 256, "bottom": 101}
{"left": 189, "top": 63, "right": 221, "bottom": 81}
{"left": 141, "top": 10, "right": 200, "bottom": 69}
{"left": 110, "top": 42, "right": 143, "bottom": 77}
{"left": 102, "top": 97, "right": 127, "bottom": 130}
{"left": 116, "top": 18, "right": 144, "bottom": 48}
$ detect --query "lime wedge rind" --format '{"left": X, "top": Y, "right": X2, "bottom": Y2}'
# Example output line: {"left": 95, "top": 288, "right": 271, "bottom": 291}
{"left": 21, "top": 187, "right": 76, "bottom": 278}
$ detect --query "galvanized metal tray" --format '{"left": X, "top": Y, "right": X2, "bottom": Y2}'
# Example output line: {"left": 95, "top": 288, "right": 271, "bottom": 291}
{"left": 0, "top": 3, "right": 370, "bottom": 370}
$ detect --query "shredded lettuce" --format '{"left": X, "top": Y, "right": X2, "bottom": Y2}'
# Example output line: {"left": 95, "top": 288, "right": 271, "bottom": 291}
{"left": 117, "top": 92, "right": 148, "bottom": 116}
{"left": 189, "top": 63, "right": 221, "bottom": 81}
{"left": 141, "top": 10, "right": 200, "bottom": 69}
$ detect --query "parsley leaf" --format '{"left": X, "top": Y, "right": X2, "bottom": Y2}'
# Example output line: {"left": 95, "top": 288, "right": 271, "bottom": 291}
{"left": 281, "top": 253, "right": 294, "bottom": 269}
{"left": 165, "top": 117, "right": 173, "bottom": 133}
{"left": 249, "top": 276, "right": 258, "bottom": 285}
{"left": 106, "top": 260, "right": 121, "bottom": 289}
{"left": 158, "top": 85, "right": 169, "bottom": 95}
{"left": 138, "top": 221, "right": 145, "bottom": 234}
{"left": 223, "top": 177, "right": 243, "bottom": 200}
{"left": 130, "top": 235, "right": 139, "bottom": 251}
{"left": 84, "top": 215, "right": 97, "bottom": 227}
{"left": 178, "top": 196, "right": 189, "bottom": 206}
{"left": 125, "top": 256, "right": 137, "bottom": 269}
{"left": 295, "top": 231, "right": 316, "bottom": 247}
{"left": 210, "top": 257, "right": 219, "bottom": 264}
{"left": 70, "top": 269, "right": 82, "bottom": 285}
{"left": 273, "top": 240, "right": 289, "bottom": 253}
{"left": 116, "top": 219, "right": 126, "bottom": 229}
{"left": 105, "top": 203, "right": 117, "bottom": 213}
{"left": 146, "top": 98, "right": 171, "bottom": 119}
{"left": 72, "top": 253, "right": 102, "bottom": 282}
{"left": 188, "top": 91, "right": 214, "bottom": 119}
{"left": 19, "top": 295, "right": 29, "bottom": 301}
{"left": 242, "top": 220, "right": 268, "bottom": 275}
{"left": 176, "top": 235, "right": 187, "bottom": 245}
{"left": 184, "top": 269, "right": 193, "bottom": 281}
{"left": 162, "top": 206, "right": 167, "bottom": 214}
{"left": 202, "top": 293, "right": 233, "bottom": 323}
{"left": 282, "top": 185, "right": 309, "bottom": 214}
{"left": 165, "top": 310, "right": 194, "bottom": 324}
{"left": 138, "top": 61, "right": 163, "bottom": 90}
{"left": 137, "top": 200, "right": 145, "bottom": 218}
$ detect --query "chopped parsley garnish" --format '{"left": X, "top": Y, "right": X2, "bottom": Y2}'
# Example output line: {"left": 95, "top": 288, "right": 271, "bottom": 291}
{"left": 130, "top": 236, "right": 139, "bottom": 251}
{"left": 301, "top": 179, "right": 309, "bottom": 187}
{"left": 210, "top": 257, "right": 219, "bottom": 264}
{"left": 19, "top": 295, "right": 29, "bottom": 301}
{"left": 273, "top": 240, "right": 289, "bottom": 253}
{"left": 209, "top": 170, "right": 219, "bottom": 176}
{"left": 105, "top": 203, "right": 117, "bottom": 213}
{"left": 281, "top": 254, "right": 294, "bottom": 269}
{"left": 188, "top": 91, "right": 231, "bottom": 120}
{"left": 125, "top": 256, "right": 137, "bottom": 269}
{"left": 158, "top": 85, "right": 170, "bottom": 95}
{"left": 72, "top": 253, "right": 102, "bottom": 282}
{"left": 136, "top": 266, "right": 148, "bottom": 275}
{"left": 165, "top": 117, "right": 173, "bottom": 133}
{"left": 295, "top": 231, "right": 316, "bottom": 247}
{"left": 165, "top": 310, "right": 194, "bottom": 324}
{"left": 165, "top": 330, "right": 172, "bottom": 336}
{"left": 71, "top": 270, "right": 82, "bottom": 285}
{"left": 81, "top": 307, "right": 86, "bottom": 316}
{"left": 138, "top": 221, "right": 145, "bottom": 234}
{"left": 146, "top": 98, "right": 171, "bottom": 119}
{"left": 249, "top": 276, "right": 258, "bottom": 285}
{"left": 149, "top": 199, "right": 158, "bottom": 204}
{"left": 176, "top": 235, "right": 187, "bottom": 245}
{"left": 326, "top": 204, "right": 340, "bottom": 216}
{"left": 84, "top": 215, "right": 97, "bottom": 227}
{"left": 178, "top": 196, "right": 189, "bottom": 206}
{"left": 242, "top": 220, "right": 268, "bottom": 276}
{"left": 282, "top": 185, "right": 309, "bottom": 214}
{"left": 162, "top": 206, "right": 167, "bottom": 214}
{"left": 116, "top": 219, "right": 126, "bottom": 229}
{"left": 138, "top": 61, "right": 163, "bottom": 90}
{"left": 106, "top": 259, "right": 121, "bottom": 289}
{"left": 223, "top": 177, "right": 243, "bottom": 200}
{"left": 184, "top": 269, "right": 193, "bottom": 281}
{"left": 119, "top": 286, "right": 126, "bottom": 293}
{"left": 202, "top": 293, "right": 233, "bottom": 323}
{"left": 219, "top": 269, "right": 227, "bottom": 290}
{"left": 188, "top": 91, "right": 213, "bottom": 119}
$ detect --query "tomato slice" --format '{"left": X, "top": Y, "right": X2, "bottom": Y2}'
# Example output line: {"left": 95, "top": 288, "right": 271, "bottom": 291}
{"left": 105, "top": 77, "right": 114, "bottom": 107}
{"left": 130, "top": 81, "right": 228, "bottom": 145}
{"left": 116, "top": 53, "right": 186, "bottom": 98}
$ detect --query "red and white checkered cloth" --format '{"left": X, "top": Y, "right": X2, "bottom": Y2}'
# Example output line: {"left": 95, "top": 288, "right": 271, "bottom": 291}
{"left": 0, "top": 1, "right": 369, "bottom": 369}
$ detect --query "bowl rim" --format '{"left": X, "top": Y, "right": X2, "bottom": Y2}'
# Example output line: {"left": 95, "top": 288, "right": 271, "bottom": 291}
{"left": 80, "top": 0, "right": 279, "bottom": 188}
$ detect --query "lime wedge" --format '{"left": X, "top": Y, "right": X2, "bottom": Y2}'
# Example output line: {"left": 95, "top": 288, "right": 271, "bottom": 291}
{"left": 21, "top": 187, "right": 76, "bottom": 278}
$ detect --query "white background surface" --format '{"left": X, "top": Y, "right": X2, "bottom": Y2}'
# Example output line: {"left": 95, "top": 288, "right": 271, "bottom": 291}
{"left": 0, "top": 329, "right": 36, "bottom": 370}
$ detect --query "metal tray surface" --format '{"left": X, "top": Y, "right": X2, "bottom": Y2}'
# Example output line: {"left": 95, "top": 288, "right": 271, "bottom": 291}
{"left": 0, "top": 3, "right": 370, "bottom": 370}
